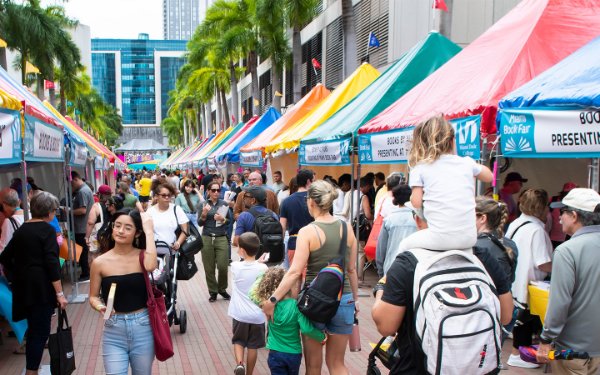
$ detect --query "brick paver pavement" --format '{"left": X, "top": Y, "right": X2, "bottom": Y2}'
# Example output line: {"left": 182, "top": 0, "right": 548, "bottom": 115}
{"left": 1, "top": 254, "right": 544, "bottom": 374}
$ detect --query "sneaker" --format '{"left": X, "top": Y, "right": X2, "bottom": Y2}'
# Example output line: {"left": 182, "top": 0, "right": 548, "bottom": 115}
{"left": 234, "top": 364, "right": 245, "bottom": 375}
{"left": 219, "top": 291, "right": 231, "bottom": 300}
{"left": 507, "top": 354, "right": 539, "bottom": 369}
{"left": 209, "top": 293, "right": 217, "bottom": 303}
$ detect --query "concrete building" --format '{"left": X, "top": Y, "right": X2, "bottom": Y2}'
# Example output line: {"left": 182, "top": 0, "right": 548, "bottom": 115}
{"left": 91, "top": 34, "right": 187, "bottom": 145}
{"left": 163, "top": 0, "right": 201, "bottom": 40}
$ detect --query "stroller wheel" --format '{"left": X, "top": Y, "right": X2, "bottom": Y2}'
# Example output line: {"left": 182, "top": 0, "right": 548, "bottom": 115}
{"left": 366, "top": 365, "right": 382, "bottom": 375}
{"left": 179, "top": 310, "right": 187, "bottom": 334}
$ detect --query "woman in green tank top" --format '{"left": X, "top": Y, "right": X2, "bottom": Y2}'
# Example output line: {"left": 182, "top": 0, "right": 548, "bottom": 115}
{"left": 262, "top": 179, "right": 359, "bottom": 374}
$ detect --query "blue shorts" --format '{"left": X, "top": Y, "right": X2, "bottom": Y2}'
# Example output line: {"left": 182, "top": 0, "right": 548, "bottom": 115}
{"left": 312, "top": 293, "right": 354, "bottom": 335}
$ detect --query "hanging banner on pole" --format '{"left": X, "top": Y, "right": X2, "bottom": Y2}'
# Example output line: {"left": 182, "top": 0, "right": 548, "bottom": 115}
{"left": 358, "top": 127, "right": 413, "bottom": 164}
{"left": 299, "top": 138, "right": 351, "bottom": 166}
{"left": 499, "top": 109, "right": 600, "bottom": 158}
{"left": 450, "top": 115, "right": 481, "bottom": 159}
{"left": 24, "top": 115, "right": 64, "bottom": 162}
{"left": 95, "top": 156, "right": 106, "bottom": 170}
{"left": 0, "top": 109, "right": 22, "bottom": 165}
{"left": 240, "top": 151, "right": 264, "bottom": 168}
{"left": 69, "top": 139, "right": 88, "bottom": 167}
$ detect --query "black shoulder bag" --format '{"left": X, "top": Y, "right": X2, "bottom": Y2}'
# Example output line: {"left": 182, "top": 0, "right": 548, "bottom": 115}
{"left": 297, "top": 220, "right": 348, "bottom": 323}
{"left": 49, "top": 309, "right": 76, "bottom": 375}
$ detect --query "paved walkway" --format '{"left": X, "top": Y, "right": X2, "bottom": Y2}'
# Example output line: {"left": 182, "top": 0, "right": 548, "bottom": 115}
{"left": 0, "top": 256, "right": 544, "bottom": 374}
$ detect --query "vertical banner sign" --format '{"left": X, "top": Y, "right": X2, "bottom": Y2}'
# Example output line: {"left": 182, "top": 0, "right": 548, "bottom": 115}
{"left": 499, "top": 109, "right": 600, "bottom": 158}
{"left": 358, "top": 127, "right": 413, "bottom": 164}
{"left": 299, "top": 139, "right": 351, "bottom": 166}
{"left": 24, "top": 115, "right": 64, "bottom": 162}
{"left": 450, "top": 115, "right": 481, "bottom": 159}
{"left": 95, "top": 156, "right": 105, "bottom": 170}
{"left": 69, "top": 141, "right": 88, "bottom": 167}
{"left": 240, "top": 151, "right": 264, "bottom": 168}
{"left": 0, "top": 109, "right": 22, "bottom": 165}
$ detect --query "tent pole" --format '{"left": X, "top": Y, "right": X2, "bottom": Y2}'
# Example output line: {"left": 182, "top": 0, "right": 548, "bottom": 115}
{"left": 19, "top": 103, "right": 29, "bottom": 220}
{"left": 477, "top": 136, "right": 487, "bottom": 196}
{"left": 589, "top": 158, "right": 599, "bottom": 192}
{"left": 65, "top": 152, "right": 87, "bottom": 304}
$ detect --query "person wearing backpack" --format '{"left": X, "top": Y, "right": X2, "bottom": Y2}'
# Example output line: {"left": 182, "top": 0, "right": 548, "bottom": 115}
{"left": 262, "top": 180, "right": 359, "bottom": 375}
{"left": 372, "top": 204, "right": 513, "bottom": 375}
{"left": 233, "top": 186, "right": 283, "bottom": 264}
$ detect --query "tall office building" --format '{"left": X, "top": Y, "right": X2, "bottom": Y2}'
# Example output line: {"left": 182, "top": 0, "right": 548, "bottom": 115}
{"left": 91, "top": 34, "right": 187, "bottom": 144}
{"left": 163, "top": 0, "right": 201, "bottom": 40}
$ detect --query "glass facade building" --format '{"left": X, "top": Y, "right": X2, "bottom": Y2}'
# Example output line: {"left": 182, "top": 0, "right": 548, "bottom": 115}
{"left": 91, "top": 37, "right": 187, "bottom": 126}
{"left": 163, "top": 0, "right": 201, "bottom": 40}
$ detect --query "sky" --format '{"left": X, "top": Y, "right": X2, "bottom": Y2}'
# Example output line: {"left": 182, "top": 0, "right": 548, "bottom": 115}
{"left": 42, "top": 0, "right": 163, "bottom": 39}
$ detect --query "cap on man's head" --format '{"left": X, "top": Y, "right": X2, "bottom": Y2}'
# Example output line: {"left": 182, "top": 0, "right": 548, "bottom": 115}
{"left": 505, "top": 172, "right": 528, "bottom": 183}
{"left": 550, "top": 188, "right": 600, "bottom": 213}
{"left": 243, "top": 185, "right": 266, "bottom": 204}
{"left": 98, "top": 184, "right": 112, "bottom": 195}
{"left": 562, "top": 182, "right": 578, "bottom": 193}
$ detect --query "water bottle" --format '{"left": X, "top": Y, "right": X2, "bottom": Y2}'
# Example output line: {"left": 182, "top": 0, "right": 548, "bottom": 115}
{"left": 349, "top": 315, "right": 361, "bottom": 352}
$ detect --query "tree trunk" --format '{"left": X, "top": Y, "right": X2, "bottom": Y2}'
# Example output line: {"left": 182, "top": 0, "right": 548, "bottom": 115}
{"left": 21, "top": 54, "right": 26, "bottom": 85}
{"left": 341, "top": 0, "right": 358, "bottom": 79}
{"left": 48, "top": 70, "right": 56, "bottom": 107}
{"left": 196, "top": 103, "right": 202, "bottom": 138}
{"left": 200, "top": 103, "right": 207, "bottom": 137}
{"left": 248, "top": 50, "right": 260, "bottom": 116}
{"left": 229, "top": 59, "right": 239, "bottom": 123}
{"left": 36, "top": 75, "right": 43, "bottom": 99}
{"left": 59, "top": 88, "right": 67, "bottom": 116}
{"left": 272, "top": 65, "right": 281, "bottom": 112}
{"left": 205, "top": 101, "right": 213, "bottom": 134}
{"left": 183, "top": 113, "right": 188, "bottom": 146}
{"left": 215, "top": 86, "right": 222, "bottom": 133}
{"left": 439, "top": 0, "right": 453, "bottom": 39}
{"left": 292, "top": 27, "right": 302, "bottom": 103}
{"left": 220, "top": 88, "right": 230, "bottom": 128}
{"left": 0, "top": 48, "right": 7, "bottom": 71}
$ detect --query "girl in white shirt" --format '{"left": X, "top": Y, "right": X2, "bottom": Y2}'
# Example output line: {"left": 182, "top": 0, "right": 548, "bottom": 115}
{"left": 401, "top": 115, "right": 493, "bottom": 251}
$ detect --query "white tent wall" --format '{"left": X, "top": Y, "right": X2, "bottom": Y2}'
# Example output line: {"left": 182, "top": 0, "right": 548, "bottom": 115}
{"left": 499, "top": 158, "right": 594, "bottom": 195}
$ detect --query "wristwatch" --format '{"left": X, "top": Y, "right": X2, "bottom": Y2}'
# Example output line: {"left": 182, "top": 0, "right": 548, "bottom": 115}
{"left": 269, "top": 295, "right": 278, "bottom": 304}
{"left": 372, "top": 283, "right": 385, "bottom": 298}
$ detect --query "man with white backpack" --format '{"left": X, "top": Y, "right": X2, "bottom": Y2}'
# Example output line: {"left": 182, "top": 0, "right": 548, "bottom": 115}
{"left": 372, "top": 204, "right": 514, "bottom": 374}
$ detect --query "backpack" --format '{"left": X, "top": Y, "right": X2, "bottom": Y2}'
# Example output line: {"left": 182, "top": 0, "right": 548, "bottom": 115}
{"left": 249, "top": 207, "right": 284, "bottom": 262}
{"left": 408, "top": 249, "right": 502, "bottom": 375}
{"left": 297, "top": 220, "right": 347, "bottom": 323}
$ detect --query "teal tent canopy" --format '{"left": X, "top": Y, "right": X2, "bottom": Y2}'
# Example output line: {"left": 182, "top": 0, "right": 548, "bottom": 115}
{"left": 299, "top": 32, "right": 461, "bottom": 166}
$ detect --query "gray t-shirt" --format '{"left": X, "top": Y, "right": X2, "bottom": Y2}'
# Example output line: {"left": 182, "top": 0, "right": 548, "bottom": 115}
{"left": 73, "top": 184, "right": 94, "bottom": 234}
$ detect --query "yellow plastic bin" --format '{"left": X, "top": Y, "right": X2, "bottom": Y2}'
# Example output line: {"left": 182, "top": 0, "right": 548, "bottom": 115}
{"left": 528, "top": 285, "right": 549, "bottom": 324}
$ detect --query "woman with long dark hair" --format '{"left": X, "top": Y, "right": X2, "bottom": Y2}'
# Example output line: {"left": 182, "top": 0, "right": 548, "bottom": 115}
{"left": 89, "top": 208, "right": 157, "bottom": 374}
{"left": 175, "top": 180, "right": 203, "bottom": 229}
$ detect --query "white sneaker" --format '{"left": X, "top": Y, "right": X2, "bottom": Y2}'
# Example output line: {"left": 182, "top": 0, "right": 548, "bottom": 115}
{"left": 507, "top": 354, "right": 540, "bottom": 369}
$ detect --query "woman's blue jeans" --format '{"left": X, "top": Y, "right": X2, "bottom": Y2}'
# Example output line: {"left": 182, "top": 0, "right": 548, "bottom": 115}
{"left": 102, "top": 309, "right": 154, "bottom": 375}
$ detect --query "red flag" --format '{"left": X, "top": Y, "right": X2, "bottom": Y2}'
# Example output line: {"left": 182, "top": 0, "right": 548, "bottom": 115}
{"left": 311, "top": 58, "right": 321, "bottom": 70}
{"left": 44, "top": 80, "right": 55, "bottom": 89}
{"left": 433, "top": 0, "right": 448, "bottom": 11}
{"left": 231, "top": 114, "right": 236, "bottom": 123}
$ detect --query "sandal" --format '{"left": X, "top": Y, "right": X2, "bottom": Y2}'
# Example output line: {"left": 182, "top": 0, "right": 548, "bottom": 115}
{"left": 209, "top": 293, "right": 217, "bottom": 303}
{"left": 13, "top": 344, "right": 26, "bottom": 355}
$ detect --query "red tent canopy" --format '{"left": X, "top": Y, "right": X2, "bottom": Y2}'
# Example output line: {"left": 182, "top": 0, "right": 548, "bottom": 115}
{"left": 359, "top": 0, "right": 600, "bottom": 136}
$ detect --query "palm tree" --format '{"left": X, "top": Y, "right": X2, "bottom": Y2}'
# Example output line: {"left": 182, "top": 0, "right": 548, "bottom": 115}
{"left": 256, "top": 0, "right": 289, "bottom": 111}
{"left": 285, "top": 0, "right": 320, "bottom": 103}
{"left": 341, "top": 0, "right": 357, "bottom": 79}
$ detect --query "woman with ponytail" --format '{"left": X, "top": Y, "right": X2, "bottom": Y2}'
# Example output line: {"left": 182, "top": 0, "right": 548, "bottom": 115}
{"left": 474, "top": 196, "right": 518, "bottom": 284}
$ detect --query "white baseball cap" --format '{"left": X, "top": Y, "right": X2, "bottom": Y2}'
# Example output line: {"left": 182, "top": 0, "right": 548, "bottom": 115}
{"left": 549, "top": 188, "right": 600, "bottom": 213}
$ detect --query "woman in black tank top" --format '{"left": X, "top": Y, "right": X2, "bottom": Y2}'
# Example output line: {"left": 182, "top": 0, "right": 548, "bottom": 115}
{"left": 88, "top": 208, "right": 158, "bottom": 375}
{"left": 262, "top": 179, "right": 359, "bottom": 374}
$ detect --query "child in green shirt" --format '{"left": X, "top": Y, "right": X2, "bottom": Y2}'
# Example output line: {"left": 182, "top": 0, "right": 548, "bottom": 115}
{"left": 256, "top": 267, "right": 326, "bottom": 375}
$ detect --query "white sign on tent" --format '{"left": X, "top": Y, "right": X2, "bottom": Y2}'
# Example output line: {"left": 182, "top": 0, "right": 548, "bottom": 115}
{"left": 0, "top": 110, "right": 21, "bottom": 165}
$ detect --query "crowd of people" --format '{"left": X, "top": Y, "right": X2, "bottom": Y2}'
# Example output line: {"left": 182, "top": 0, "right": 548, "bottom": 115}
{"left": 1, "top": 116, "right": 600, "bottom": 375}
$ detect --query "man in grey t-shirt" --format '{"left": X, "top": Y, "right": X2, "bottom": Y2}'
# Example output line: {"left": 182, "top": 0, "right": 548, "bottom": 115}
{"left": 537, "top": 188, "right": 600, "bottom": 374}
{"left": 71, "top": 171, "right": 94, "bottom": 281}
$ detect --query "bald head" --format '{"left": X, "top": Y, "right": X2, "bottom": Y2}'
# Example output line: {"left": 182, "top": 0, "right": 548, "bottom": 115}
{"left": 248, "top": 172, "right": 263, "bottom": 186}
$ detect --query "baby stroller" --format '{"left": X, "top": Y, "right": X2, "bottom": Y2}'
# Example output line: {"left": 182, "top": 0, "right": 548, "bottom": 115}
{"left": 154, "top": 241, "right": 187, "bottom": 334}
{"left": 367, "top": 336, "right": 399, "bottom": 375}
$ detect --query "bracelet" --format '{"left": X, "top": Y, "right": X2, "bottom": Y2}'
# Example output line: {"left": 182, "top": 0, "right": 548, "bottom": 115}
{"left": 56, "top": 291, "right": 64, "bottom": 297}
{"left": 95, "top": 304, "right": 106, "bottom": 312}
{"left": 372, "top": 283, "right": 385, "bottom": 298}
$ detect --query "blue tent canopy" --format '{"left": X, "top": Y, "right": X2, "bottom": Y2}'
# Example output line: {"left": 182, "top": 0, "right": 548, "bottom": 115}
{"left": 500, "top": 35, "right": 600, "bottom": 110}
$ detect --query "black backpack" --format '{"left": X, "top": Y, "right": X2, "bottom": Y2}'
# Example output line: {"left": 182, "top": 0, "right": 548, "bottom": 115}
{"left": 297, "top": 220, "right": 347, "bottom": 323}
{"left": 249, "top": 207, "right": 284, "bottom": 262}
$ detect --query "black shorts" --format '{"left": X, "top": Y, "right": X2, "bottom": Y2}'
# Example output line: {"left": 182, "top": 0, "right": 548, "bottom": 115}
{"left": 231, "top": 319, "right": 265, "bottom": 349}
{"left": 139, "top": 195, "right": 150, "bottom": 203}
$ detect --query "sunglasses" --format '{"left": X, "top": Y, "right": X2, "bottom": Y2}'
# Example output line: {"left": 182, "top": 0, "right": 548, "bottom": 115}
{"left": 210, "top": 188, "right": 221, "bottom": 193}
{"left": 157, "top": 193, "right": 171, "bottom": 198}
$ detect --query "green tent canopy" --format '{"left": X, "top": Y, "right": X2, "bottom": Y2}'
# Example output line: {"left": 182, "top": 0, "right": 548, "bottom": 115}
{"left": 299, "top": 32, "right": 461, "bottom": 166}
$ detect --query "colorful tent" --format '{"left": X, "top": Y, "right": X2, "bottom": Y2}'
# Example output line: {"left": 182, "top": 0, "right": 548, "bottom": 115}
{"left": 497, "top": 34, "right": 600, "bottom": 158}
{"left": 128, "top": 160, "right": 161, "bottom": 170}
{"left": 359, "top": 0, "right": 600, "bottom": 139}
{"left": 263, "top": 63, "right": 380, "bottom": 154}
{"left": 192, "top": 119, "right": 257, "bottom": 164}
{"left": 214, "top": 107, "right": 281, "bottom": 163}
{"left": 299, "top": 32, "right": 461, "bottom": 166}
